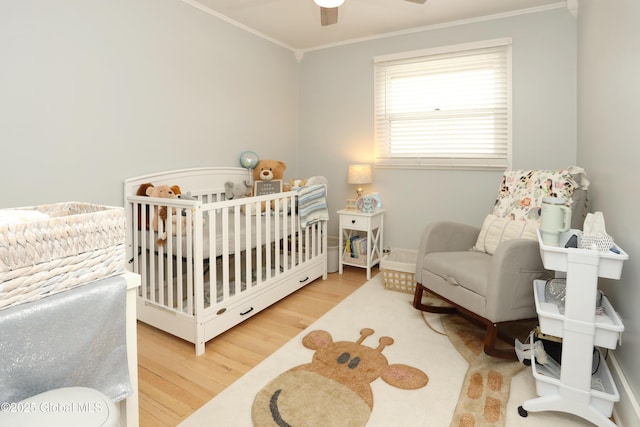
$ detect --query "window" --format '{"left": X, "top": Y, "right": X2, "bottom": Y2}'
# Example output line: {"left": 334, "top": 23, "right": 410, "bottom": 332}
{"left": 373, "top": 38, "right": 512, "bottom": 170}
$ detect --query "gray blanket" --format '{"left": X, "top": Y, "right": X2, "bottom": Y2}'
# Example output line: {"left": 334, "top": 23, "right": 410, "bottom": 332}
{"left": 0, "top": 275, "right": 131, "bottom": 403}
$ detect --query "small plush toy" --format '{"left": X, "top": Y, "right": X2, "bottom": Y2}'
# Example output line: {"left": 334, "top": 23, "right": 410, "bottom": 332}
{"left": 145, "top": 184, "right": 186, "bottom": 245}
{"left": 136, "top": 182, "right": 154, "bottom": 197}
{"left": 289, "top": 178, "right": 307, "bottom": 190}
{"left": 224, "top": 181, "right": 252, "bottom": 200}
{"left": 305, "top": 176, "right": 328, "bottom": 187}
{"left": 287, "top": 176, "right": 328, "bottom": 191}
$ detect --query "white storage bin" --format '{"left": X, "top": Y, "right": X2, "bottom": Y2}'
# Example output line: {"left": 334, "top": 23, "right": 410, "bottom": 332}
{"left": 380, "top": 248, "right": 418, "bottom": 294}
{"left": 533, "top": 280, "right": 624, "bottom": 349}
{"left": 537, "top": 229, "right": 628, "bottom": 279}
{"left": 327, "top": 236, "right": 339, "bottom": 273}
{"left": 531, "top": 346, "right": 620, "bottom": 418}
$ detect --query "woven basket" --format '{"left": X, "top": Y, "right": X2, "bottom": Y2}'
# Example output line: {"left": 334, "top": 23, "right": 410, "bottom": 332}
{"left": 0, "top": 202, "right": 126, "bottom": 310}
{"left": 344, "top": 255, "right": 367, "bottom": 266}
{"left": 382, "top": 269, "right": 416, "bottom": 294}
{"left": 381, "top": 249, "right": 418, "bottom": 294}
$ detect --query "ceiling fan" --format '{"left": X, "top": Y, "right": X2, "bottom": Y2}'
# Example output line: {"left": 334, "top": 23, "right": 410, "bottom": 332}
{"left": 315, "top": 0, "right": 428, "bottom": 26}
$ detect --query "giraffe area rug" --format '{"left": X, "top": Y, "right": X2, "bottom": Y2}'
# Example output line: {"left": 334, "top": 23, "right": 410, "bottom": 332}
{"left": 180, "top": 275, "right": 591, "bottom": 427}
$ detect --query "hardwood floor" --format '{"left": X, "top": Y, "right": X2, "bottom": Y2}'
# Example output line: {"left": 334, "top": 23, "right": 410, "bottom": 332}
{"left": 136, "top": 266, "right": 373, "bottom": 427}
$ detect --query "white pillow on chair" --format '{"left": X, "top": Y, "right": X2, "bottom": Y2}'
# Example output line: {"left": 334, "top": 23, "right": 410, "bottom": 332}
{"left": 474, "top": 214, "right": 538, "bottom": 255}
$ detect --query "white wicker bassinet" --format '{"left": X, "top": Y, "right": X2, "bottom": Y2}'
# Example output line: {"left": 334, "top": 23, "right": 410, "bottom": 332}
{"left": 0, "top": 202, "right": 126, "bottom": 310}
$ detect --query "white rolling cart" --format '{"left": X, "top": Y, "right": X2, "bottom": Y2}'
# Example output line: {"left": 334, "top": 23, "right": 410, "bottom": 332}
{"left": 518, "top": 229, "right": 628, "bottom": 427}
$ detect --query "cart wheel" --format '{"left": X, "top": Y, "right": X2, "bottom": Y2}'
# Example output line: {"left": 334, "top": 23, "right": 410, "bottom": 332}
{"left": 518, "top": 406, "right": 528, "bottom": 417}
{"left": 523, "top": 359, "right": 531, "bottom": 366}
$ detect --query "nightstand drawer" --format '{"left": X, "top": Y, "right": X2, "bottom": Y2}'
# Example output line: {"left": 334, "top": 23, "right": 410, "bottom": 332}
{"left": 341, "top": 214, "right": 367, "bottom": 229}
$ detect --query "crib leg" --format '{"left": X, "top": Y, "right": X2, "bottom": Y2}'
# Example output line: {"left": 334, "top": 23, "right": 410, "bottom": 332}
{"left": 196, "top": 339, "right": 205, "bottom": 356}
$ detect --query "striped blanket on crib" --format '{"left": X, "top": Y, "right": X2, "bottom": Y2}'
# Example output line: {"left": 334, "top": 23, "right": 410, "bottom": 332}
{"left": 297, "top": 184, "right": 328, "bottom": 227}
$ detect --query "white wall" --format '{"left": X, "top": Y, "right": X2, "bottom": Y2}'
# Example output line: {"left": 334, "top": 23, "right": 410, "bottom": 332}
{"left": 297, "top": 7, "right": 578, "bottom": 249}
{"left": 0, "top": 0, "right": 299, "bottom": 208}
{"left": 578, "top": 0, "right": 640, "bottom": 417}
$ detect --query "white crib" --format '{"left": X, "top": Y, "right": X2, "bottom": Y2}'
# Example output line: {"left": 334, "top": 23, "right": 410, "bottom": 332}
{"left": 124, "top": 167, "right": 328, "bottom": 355}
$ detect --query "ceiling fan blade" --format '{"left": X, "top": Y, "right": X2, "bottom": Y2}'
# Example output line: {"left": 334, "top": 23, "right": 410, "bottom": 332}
{"left": 404, "top": 0, "right": 427, "bottom": 3}
{"left": 321, "top": 7, "right": 338, "bottom": 26}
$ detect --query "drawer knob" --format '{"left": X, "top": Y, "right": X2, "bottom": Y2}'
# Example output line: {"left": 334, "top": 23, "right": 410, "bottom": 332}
{"left": 351, "top": 219, "right": 356, "bottom": 224}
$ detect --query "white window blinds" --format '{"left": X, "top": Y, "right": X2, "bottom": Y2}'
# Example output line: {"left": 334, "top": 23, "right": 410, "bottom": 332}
{"left": 374, "top": 39, "right": 512, "bottom": 170}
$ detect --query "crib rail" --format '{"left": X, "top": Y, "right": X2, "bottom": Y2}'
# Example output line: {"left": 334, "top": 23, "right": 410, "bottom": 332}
{"left": 125, "top": 190, "right": 325, "bottom": 319}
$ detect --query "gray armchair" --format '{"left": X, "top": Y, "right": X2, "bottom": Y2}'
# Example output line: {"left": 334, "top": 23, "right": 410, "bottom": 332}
{"left": 413, "top": 170, "right": 588, "bottom": 359}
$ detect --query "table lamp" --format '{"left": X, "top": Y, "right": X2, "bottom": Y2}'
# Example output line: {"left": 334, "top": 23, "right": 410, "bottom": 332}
{"left": 347, "top": 164, "right": 372, "bottom": 199}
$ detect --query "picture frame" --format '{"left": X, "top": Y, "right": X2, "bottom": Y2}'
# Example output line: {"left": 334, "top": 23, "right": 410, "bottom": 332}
{"left": 254, "top": 180, "right": 283, "bottom": 196}
{"left": 345, "top": 199, "right": 357, "bottom": 210}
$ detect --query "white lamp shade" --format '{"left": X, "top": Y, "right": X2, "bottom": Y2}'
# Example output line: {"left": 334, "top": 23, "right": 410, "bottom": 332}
{"left": 347, "top": 164, "right": 373, "bottom": 185}
{"left": 314, "top": 0, "right": 345, "bottom": 8}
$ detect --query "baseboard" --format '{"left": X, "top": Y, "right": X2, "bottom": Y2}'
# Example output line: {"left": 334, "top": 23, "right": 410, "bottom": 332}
{"left": 608, "top": 352, "right": 640, "bottom": 427}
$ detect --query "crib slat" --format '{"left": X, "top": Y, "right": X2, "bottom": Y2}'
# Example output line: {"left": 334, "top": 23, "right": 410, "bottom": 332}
{"left": 292, "top": 202, "right": 298, "bottom": 266}
{"left": 222, "top": 207, "right": 230, "bottom": 300}
{"left": 166, "top": 208, "right": 174, "bottom": 309}
{"left": 244, "top": 206, "right": 252, "bottom": 289}
{"left": 209, "top": 193, "right": 221, "bottom": 307}
{"left": 148, "top": 204, "right": 157, "bottom": 304}
{"left": 158, "top": 209, "right": 166, "bottom": 308}
{"left": 233, "top": 206, "right": 242, "bottom": 293}
{"left": 192, "top": 205, "right": 203, "bottom": 318}
{"left": 172, "top": 208, "right": 182, "bottom": 312}
{"left": 255, "top": 201, "right": 263, "bottom": 286}
{"left": 265, "top": 203, "right": 272, "bottom": 282}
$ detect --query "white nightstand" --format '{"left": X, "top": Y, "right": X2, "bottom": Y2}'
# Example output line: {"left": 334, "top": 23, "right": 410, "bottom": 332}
{"left": 337, "top": 208, "right": 384, "bottom": 280}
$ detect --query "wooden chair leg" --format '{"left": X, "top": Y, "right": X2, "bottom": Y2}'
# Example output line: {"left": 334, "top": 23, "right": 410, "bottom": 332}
{"left": 413, "top": 283, "right": 455, "bottom": 314}
{"left": 483, "top": 322, "right": 517, "bottom": 360}
{"left": 412, "top": 283, "right": 424, "bottom": 309}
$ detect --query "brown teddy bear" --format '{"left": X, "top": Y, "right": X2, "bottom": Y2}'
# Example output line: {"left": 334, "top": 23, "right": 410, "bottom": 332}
{"left": 136, "top": 183, "right": 182, "bottom": 198}
{"left": 138, "top": 183, "right": 185, "bottom": 245}
{"left": 249, "top": 160, "right": 288, "bottom": 212}
{"left": 253, "top": 160, "right": 287, "bottom": 183}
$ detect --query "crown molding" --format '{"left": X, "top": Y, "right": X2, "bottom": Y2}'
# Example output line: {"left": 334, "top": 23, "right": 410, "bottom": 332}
{"left": 301, "top": 2, "right": 568, "bottom": 54}
{"left": 182, "top": 1, "right": 569, "bottom": 57}
{"left": 181, "top": 0, "right": 297, "bottom": 52}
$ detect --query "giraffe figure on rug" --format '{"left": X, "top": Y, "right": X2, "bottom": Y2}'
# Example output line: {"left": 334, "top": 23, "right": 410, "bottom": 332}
{"left": 442, "top": 315, "right": 526, "bottom": 427}
{"left": 252, "top": 328, "right": 429, "bottom": 427}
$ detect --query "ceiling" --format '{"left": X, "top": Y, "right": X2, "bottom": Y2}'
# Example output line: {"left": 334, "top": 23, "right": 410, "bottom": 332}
{"left": 187, "top": 0, "right": 567, "bottom": 51}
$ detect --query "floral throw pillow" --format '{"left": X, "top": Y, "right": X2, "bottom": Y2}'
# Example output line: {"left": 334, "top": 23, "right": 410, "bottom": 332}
{"left": 492, "top": 169, "right": 579, "bottom": 223}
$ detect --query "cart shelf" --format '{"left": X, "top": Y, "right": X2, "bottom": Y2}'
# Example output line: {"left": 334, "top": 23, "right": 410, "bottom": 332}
{"left": 534, "top": 280, "right": 624, "bottom": 349}
{"left": 531, "top": 343, "right": 620, "bottom": 418}
{"left": 537, "top": 229, "right": 628, "bottom": 279}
